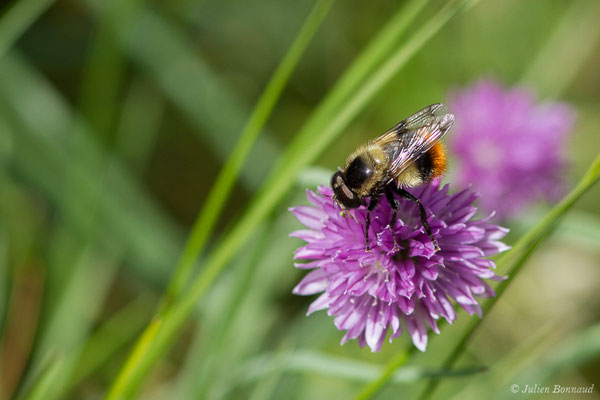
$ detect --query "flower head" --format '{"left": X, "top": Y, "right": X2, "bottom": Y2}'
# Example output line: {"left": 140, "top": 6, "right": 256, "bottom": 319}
{"left": 448, "top": 79, "right": 575, "bottom": 220}
{"left": 290, "top": 180, "right": 509, "bottom": 352}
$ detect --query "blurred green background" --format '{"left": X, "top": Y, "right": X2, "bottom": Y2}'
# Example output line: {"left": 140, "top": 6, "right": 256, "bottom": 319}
{"left": 1, "top": 0, "right": 599, "bottom": 399}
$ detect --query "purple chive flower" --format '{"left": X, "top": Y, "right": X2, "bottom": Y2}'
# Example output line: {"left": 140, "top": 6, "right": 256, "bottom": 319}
{"left": 448, "top": 79, "right": 575, "bottom": 220}
{"left": 289, "top": 180, "right": 509, "bottom": 352}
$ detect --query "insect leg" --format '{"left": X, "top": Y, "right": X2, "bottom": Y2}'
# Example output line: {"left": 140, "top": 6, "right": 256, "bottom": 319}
{"left": 384, "top": 186, "right": 400, "bottom": 251}
{"left": 365, "top": 193, "right": 381, "bottom": 251}
{"left": 393, "top": 186, "right": 440, "bottom": 251}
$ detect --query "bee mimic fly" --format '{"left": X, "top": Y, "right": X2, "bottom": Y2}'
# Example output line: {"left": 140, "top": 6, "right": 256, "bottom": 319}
{"left": 331, "top": 103, "right": 455, "bottom": 252}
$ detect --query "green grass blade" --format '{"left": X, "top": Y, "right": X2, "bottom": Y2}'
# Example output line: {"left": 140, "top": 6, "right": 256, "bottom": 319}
{"left": 19, "top": 354, "right": 64, "bottom": 400}
{"left": 6, "top": 1, "right": 148, "bottom": 388}
{"left": 114, "top": 78, "right": 165, "bottom": 175}
{"left": 520, "top": 0, "right": 600, "bottom": 99}
{"left": 447, "top": 320, "right": 600, "bottom": 400}
{"left": 247, "top": 345, "right": 293, "bottom": 400}
{"left": 418, "top": 152, "right": 600, "bottom": 400}
{"left": 354, "top": 350, "right": 412, "bottom": 400}
{"left": 0, "top": 3, "right": 166, "bottom": 388}
{"left": 0, "top": 52, "right": 182, "bottom": 281}
{"left": 101, "top": 3, "right": 280, "bottom": 188}
{"left": 163, "top": 0, "right": 334, "bottom": 306}
{"left": 77, "top": 0, "right": 137, "bottom": 139}
{"left": 106, "top": 1, "right": 472, "bottom": 397}
{"left": 174, "top": 194, "right": 309, "bottom": 398}
{"left": 510, "top": 208, "right": 600, "bottom": 252}
{"left": 14, "top": 296, "right": 151, "bottom": 399}
{"left": 0, "top": 0, "right": 55, "bottom": 58}
{"left": 29, "top": 0, "right": 132, "bottom": 374}
{"left": 173, "top": 222, "right": 272, "bottom": 398}
{"left": 64, "top": 295, "right": 154, "bottom": 395}
{"left": 352, "top": 1, "right": 600, "bottom": 394}
{"left": 237, "top": 350, "right": 485, "bottom": 385}
{"left": 290, "top": 0, "right": 429, "bottom": 134}
{"left": 507, "top": 322, "right": 600, "bottom": 393}
{"left": 14, "top": 252, "right": 118, "bottom": 400}
{"left": 175, "top": 195, "right": 306, "bottom": 398}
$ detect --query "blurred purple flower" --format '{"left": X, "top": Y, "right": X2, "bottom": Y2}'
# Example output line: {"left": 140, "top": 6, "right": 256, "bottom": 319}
{"left": 289, "top": 180, "right": 509, "bottom": 352}
{"left": 448, "top": 79, "right": 575, "bottom": 219}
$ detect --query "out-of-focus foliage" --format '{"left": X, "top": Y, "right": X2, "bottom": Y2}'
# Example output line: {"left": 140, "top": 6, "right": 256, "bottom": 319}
{"left": 0, "top": 0, "right": 599, "bottom": 399}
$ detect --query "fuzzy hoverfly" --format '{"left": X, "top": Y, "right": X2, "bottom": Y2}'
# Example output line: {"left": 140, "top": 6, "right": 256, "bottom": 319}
{"left": 331, "top": 103, "right": 455, "bottom": 251}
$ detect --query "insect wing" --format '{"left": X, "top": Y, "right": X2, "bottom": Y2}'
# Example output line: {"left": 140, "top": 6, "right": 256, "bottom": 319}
{"left": 373, "top": 103, "right": 454, "bottom": 179}
{"left": 394, "top": 103, "right": 447, "bottom": 130}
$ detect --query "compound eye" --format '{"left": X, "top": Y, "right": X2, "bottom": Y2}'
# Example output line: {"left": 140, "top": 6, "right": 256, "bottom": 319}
{"left": 345, "top": 157, "right": 372, "bottom": 189}
{"left": 331, "top": 171, "right": 361, "bottom": 209}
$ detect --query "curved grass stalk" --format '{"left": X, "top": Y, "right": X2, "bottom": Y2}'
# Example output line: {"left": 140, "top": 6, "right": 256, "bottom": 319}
{"left": 356, "top": 153, "right": 600, "bottom": 400}
{"left": 162, "top": 0, "right": 335, "bottom": 307}
{"left": 354, "top": 350, "right": 412, "bottom": 400}
{"left": 416, "top": 152, "right": 600, "bottom": 400}
{"left": 353, "top": 1, "right": 600, "bottom": 396}
{"left": 173, "top": 221, "right": 273, "bottom": 398}
{"left": 106, "top": 1, "right": 472, "bottom": 398}
{"left": 237, "top": 349, "right": 485, "bottom": 385}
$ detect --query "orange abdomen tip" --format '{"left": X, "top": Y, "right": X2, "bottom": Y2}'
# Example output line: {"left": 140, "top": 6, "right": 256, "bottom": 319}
{"left": 429, "top": 142, "right": 447, "bottom": 178}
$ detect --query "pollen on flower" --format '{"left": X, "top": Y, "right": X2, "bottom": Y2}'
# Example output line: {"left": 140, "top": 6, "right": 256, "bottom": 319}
{"left": 289, "top": 179, "right": 509, "bottom": 352}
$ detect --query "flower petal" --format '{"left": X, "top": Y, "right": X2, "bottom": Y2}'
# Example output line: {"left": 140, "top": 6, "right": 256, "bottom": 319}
{"left": 289, "top": 205, "right": 326, "bottom": 230}
{"left": 293, "top": 269, "right": 330, "bottom": 295}
{"left": 404, "top": 315, "right": 428, "bottom": 352}
{"left": 307, "top": 292, "right": 332, "bottom": 315}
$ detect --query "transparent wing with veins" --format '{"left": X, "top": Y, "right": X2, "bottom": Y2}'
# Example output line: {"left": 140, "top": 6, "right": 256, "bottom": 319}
{"left": 372, "top": 103, "right": 455, "bottom": 181}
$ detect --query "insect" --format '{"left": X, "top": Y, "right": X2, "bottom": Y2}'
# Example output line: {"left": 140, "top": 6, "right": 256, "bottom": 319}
{"left": 331, "top": 103, "right": 454, "bottom": 251}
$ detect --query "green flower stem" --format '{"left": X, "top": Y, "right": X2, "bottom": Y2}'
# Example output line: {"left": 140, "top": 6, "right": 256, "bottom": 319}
{"left": 162, "top": 0, "right": 334, "bottom": 307}
{"left": 107, "top": 0, "right": 468, "bottom": 397}
{"left": 236, "top": 349, "right": 485, "bottom": 384}
{"left": 354, "top": 152, "right": 600, "bottom": 400}
{"left": 354, "top": 350, "right": 412, "bottom": 400}
{"left": 352, "top": 0, "right": 600, "bottom": 395}
{"left": 418, "top": 2, "right": 600, "bottom": 396}
{"left": 417, "top": 152, "right": 600, "bottom": 400}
